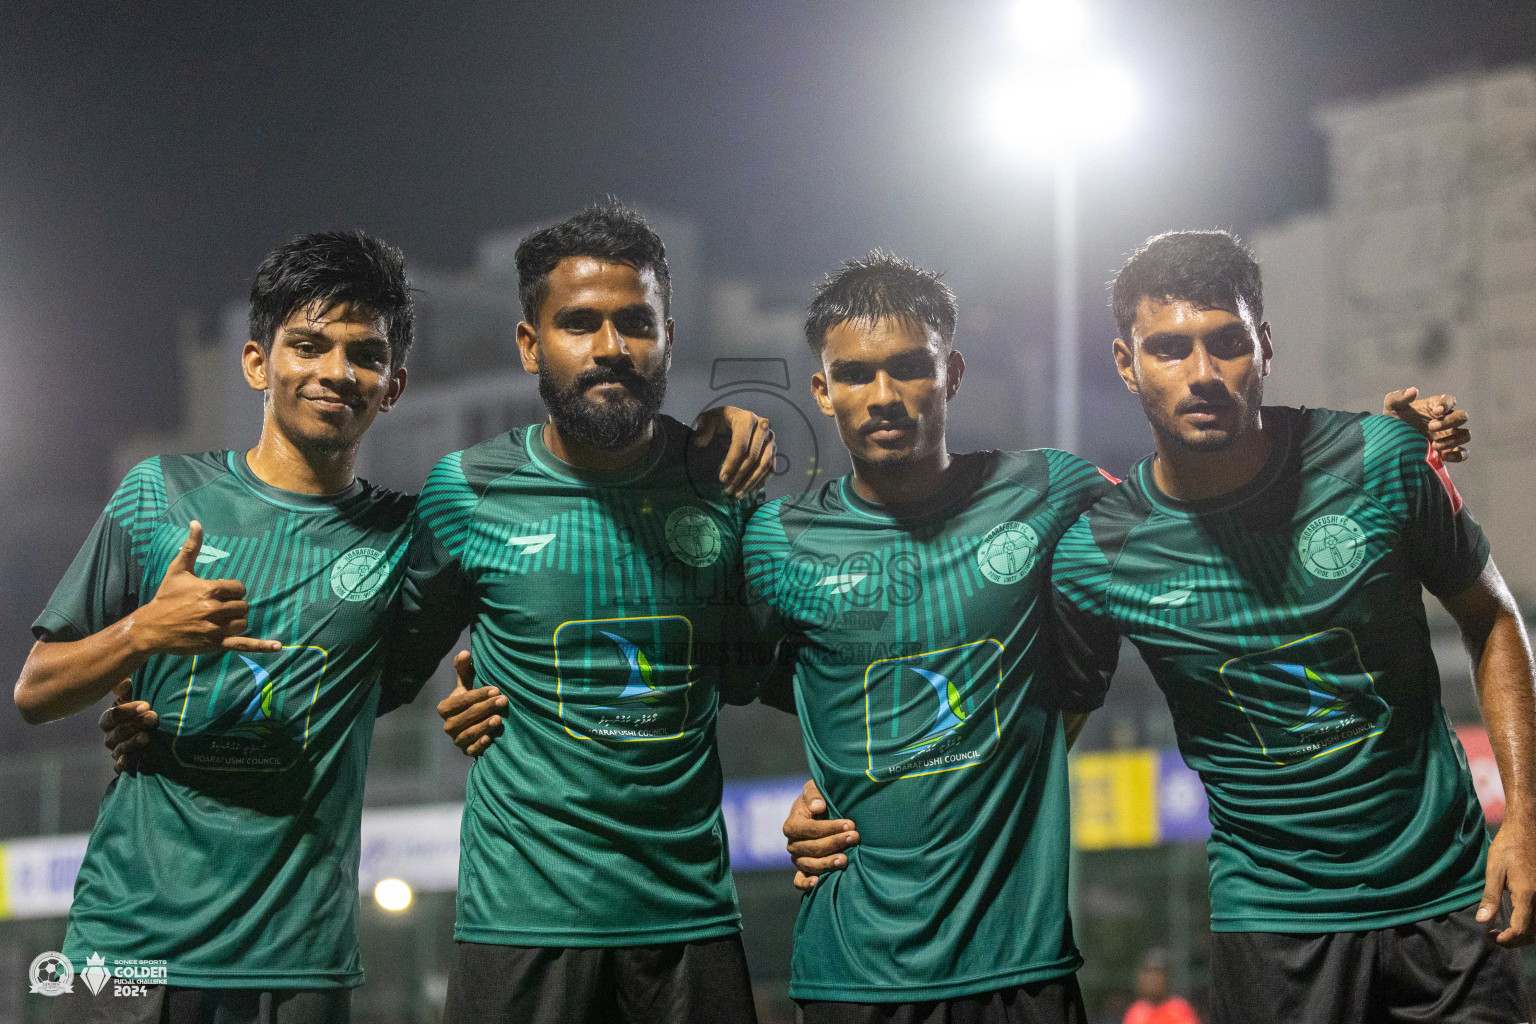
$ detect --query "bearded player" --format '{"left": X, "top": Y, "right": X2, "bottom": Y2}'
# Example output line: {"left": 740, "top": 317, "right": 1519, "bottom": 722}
{"left": 383, "top": 200, "right": 778, "bottom": 1024}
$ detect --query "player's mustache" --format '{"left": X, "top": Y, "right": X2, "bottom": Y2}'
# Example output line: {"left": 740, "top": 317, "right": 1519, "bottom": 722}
{"left": 575, "top": 365, "right": 650, "bottom": 394}
{"left": 1176, "top": 392, "right": 1235, "bottom": 414}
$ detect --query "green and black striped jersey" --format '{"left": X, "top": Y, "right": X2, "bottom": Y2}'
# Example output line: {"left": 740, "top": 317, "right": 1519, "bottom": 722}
{"left": 385, "top": 416, "right": 765, "bottom": 947}
{"left": 36, "top": 451, "right": 415, "bottom": 987}
{"left": 743, "top": 449, "right": 1113, "bottom": 1002}
{"left": 1053, "top": 407, "right": 1491, "bottom": 932}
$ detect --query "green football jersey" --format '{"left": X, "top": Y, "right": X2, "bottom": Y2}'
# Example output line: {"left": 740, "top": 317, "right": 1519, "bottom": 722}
{"left": 385, "top": 416, "right": 764, "bottom": 947}
{"left": 34, "top": 451, "right": 415, "bottom": 987}
{"left": 742, "top": 449, "right": 1113, "bottom": 1002}
{"left": 1052, "top": 407, "right": 1491, "bottom": 932}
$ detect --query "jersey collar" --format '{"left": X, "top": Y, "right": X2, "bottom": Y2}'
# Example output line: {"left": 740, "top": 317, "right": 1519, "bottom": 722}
{"left": 227, "top": 451, "right": 366, "bottom": 512}
{"left": 523, "top": 417, "right": 670, "bottom": 487}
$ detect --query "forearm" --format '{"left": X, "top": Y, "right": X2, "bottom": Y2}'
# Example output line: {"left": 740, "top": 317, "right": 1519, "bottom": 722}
{"left": 1473, "top": 608, "right": 1536, "bottom": 823}
{"left": 14, "top": 618, "right": 151, "bottom": 725}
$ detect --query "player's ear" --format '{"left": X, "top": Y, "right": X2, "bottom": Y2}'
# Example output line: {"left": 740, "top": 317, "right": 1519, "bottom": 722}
{"left": 1112, "top": 337, "right": 1139, "bottom": 394}
{"left": 1257, "top": 322, "right": 1273, "bottom": 377}
{"left": 380, "top": 365, "right": 408, "bottom": 412}
{"left": 663, "top": 318, "right": 674, "bottom": 372}
{"left": 945, "top": 349, "right": 965, "bottom": 400}
{"left": 242, "top": 340, "right": 269, "bottom": 392}
{"left": 811, "top": 370, "right": 835, "bottom": 418}
{"left": 515, "top": 321, "right": 540, "bottom": 377}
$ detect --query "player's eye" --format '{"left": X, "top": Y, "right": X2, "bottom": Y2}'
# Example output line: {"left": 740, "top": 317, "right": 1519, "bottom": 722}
{"left": 553, "top": 310, "right": 603, "bottom": 333}
{"left": 614, "top": 311, "right": 658, "bottom": 339}
{"left": 832, "top": 365, "right": 876, "bottom": 385}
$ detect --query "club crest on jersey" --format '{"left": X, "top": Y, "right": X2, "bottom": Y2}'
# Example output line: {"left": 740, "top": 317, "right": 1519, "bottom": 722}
{"left": 976, "top": 521, "right": 1039, "bottom": 585}
{"left": 665, "top": 506, "right": 721, "bottom": 567}
{"left": 1297, "top": 514, "right": 1367, "bottom": 580}
{"left": 330, "top": 547, "right": 390, "bottom": 601}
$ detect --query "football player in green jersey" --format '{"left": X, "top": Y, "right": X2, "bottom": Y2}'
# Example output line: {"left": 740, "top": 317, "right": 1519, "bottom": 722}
{"left": 383, "top": 201, "right": 777, "bottom": 1024}
{"left": 736, "top": 252, "right": 1116, "bottom": 1023}
{"left": 1048, "top": 230, "right": 1534, "bottom": 1023}
{"left": 15, "top": 231, "right": 418, "bottom": 1024}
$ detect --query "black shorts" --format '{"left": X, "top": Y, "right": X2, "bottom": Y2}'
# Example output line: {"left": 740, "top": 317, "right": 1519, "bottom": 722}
{"left": 795, "top": 974, "right": 1086, "bottom": 1024}
{"left": 1210, "top": 901, "right": 1529, "bottom": 1024}
{"left": 45, "top": 986, "right": 349, "bottom": 1024}
{"left": 442, "top": 934, "right": 758, "bottom": 1024}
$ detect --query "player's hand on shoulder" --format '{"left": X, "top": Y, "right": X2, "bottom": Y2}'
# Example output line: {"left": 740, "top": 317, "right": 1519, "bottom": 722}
{"left": 436, "top": 650, "right": 505, "bottom": 757}
{"left": 693, "top": 406, "right": 776, "bottom": 498}
{"left": 99, "top": 679, "right": 156, "bottom": 775}
{"left": 783, "top": 779, "right": 859, "bottom": 892}
{"left": 1479, "top": 813, "right": 1536, "bottom": 947}
{"left": 1382, "top": 387, "right": 1471, "bottom": 463}
{"left": 131, "top": 522, "right": 283, "bottom": 657}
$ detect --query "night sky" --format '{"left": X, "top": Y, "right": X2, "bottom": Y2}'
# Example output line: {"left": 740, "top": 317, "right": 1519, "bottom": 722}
{"left": 1, "top": 1, "right": 1533, "bottom": 744}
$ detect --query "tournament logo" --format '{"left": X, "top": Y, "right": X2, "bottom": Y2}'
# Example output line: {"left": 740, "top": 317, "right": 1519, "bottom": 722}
{"left": 28, "top": 951, "right": 73, "bottom": 996}
{"left": 665, "top": 507, "right": 722, "bottom": 567}
{"left": 1297, "top": 514, "right": 1367, "bottom": 580}
{"left": 330, "top": 547, "right": 391, "bottom": 601}
{"left": 976, "top": 521, "right": 1039, "bottom": 585}
{"left": 80, "top": 953, "right": 111, "bottom": 995}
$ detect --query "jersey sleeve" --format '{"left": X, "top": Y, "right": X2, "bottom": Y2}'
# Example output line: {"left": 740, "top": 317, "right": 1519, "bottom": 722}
{"left": 741, "top": 502, "right": 798, "bottom": 713}
{"left": 713, "top": 491, "right": 779, "bottom": 707}
{"left": 33, "top": 458, "right": 166, "bottom": 642}
{"left": 1041, "top": 447, "right": 1117, "bottom": 519}
{"left": 1363, "top": 415, "right": 1490, "bottom": 598}
{"left": 1048, "top": 513, "right": 1122, "bottom": 713}
{"left": 379, "top": 452, "right": 479, "bottom": 707}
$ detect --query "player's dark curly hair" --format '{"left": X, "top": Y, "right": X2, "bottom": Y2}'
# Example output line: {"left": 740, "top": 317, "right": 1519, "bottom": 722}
{"left": 515, "top": 199, "right": 671, "bottom": 324}
{"left": 804, "top": 250, "right": 958, "bottom": 356}
{"left": 249, "top": 230, "right": 415, "bottom": 368}
{"left": 1111, "top": 229, "right": 1263, "bottom": 343}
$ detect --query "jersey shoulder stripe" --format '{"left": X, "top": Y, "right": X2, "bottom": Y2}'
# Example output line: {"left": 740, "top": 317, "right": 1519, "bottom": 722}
{"left": 1039, "top": 447, "right": 1116, "bottom": 516}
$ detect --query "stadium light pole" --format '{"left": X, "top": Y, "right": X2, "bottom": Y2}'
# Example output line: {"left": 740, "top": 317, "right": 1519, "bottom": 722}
{"left": 985, "top": 0, "right": 1135, "bottom": 453}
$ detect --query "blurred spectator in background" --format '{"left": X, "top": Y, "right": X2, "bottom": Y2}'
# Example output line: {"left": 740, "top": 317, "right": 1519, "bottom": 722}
{"left": 1123, "top": 949, "right": 1200, "bottom": 1024}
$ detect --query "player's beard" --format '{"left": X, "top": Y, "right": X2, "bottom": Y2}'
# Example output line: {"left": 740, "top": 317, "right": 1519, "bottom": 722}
{"left": 539, "top": 358, "right": 668, "bottom": 449}
{"left": 1146, "top": 373, "right": 1264, "bottom": 453}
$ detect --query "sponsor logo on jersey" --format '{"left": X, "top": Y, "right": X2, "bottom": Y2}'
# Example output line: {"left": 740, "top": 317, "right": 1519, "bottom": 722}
{"left": 1297, "top": 514, "right": 1367, "bottom": 580}
{"left": 1219, "top": 627, "right": 1390, "bottom": 766}
{"left": 508, "top": 532, "right": 557, "bottom": 555}
{"left": 28, "top": 951, "right": 73, "bottom": 996}
{"left": 554, "top": 615, "right": 694, "bottom": 743}
{"left": 817, "top": 573, "right": 868, "bottom": 595}
{"left": 592, "top": 631, "right": 663, "bottom": 708}
{"left": 976, "top": 520, "right": 1040, "bottom": 585}
{"left": 330, "top": 546, "right": 391, "bottom": 601}
{"left": 863, "top": 639, "right": 1004, "bottom": 782}
{"left": 195, "top": 543, "right": 231, "bottom": 566}
{"left": 1148, "top": 587, "right": 1193, "bottom": 609}
{"left": 666, "top": 506, "right": 722, "bottom": 567}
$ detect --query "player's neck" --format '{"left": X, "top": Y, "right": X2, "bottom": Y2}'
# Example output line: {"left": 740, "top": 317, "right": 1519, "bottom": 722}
{"left": 850, "top": 448, "right": 952, "bottom": 506}
{"left": 542, "top": 419, "right": 654, "bottom": 472}
{"left": 245, "top": 422, "right": 358, "bottom": 495}
{"left": 1150, "top": 413, "right": 1271, "bottom": 502}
